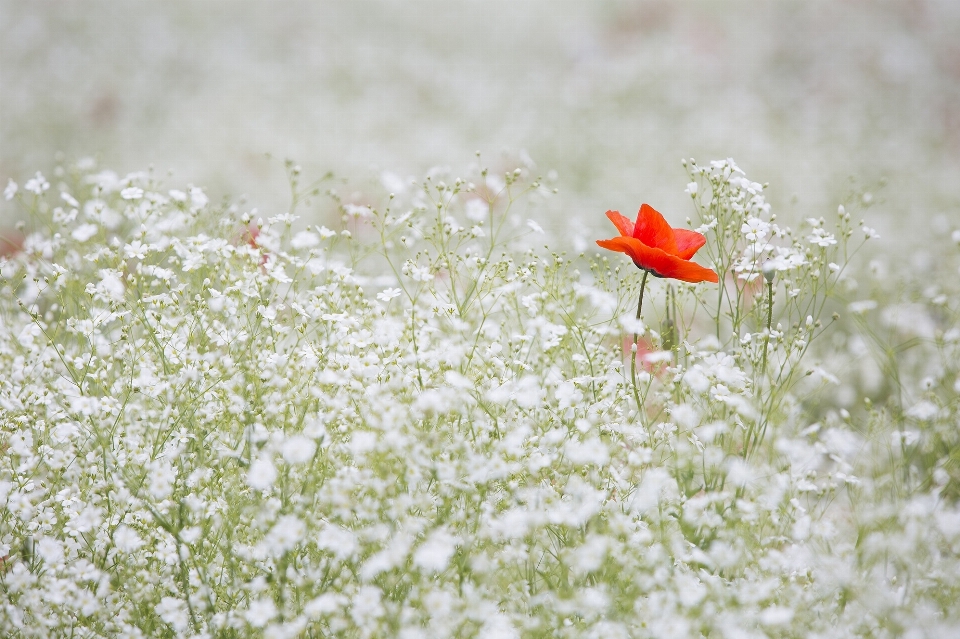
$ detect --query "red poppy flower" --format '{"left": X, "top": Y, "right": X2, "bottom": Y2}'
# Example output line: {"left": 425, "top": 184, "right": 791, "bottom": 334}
{"left": 597, "top": 204, "right": 718, "bottom": 283}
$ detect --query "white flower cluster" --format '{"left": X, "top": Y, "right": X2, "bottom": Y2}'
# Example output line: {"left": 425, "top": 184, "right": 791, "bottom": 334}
{"left": 1, "top": 159, "right": 958, "bottom": 638}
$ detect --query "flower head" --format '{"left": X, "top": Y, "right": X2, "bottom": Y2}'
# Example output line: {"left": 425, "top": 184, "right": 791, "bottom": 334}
{"left": 597, "top": 204, "right": 718, "bottom": 283}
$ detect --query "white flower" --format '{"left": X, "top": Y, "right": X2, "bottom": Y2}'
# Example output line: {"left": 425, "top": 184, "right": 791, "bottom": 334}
{"left": 570, "top": 536, "right": 607, "bottom": 574}
{"left": 304, "top": 594, "right": 345, "bottom": 619}
{"left": 906, "top": 400, "right": 939, "bottom": 422}
{"left": 726, "top": 458, "right": 756, "bottom": 487}
{"left": 265, "top": 515, "right": 306, "bottom": 554}
{"left": 848, "top": 300, "right": 877, "bottom": 314}
{"left": 317, "top": 524, "right": 358, "bottom": 560}
{"left": 258, "top": 305, "right": 278, "bottom": 321}
{"left": 555, "top": 381, "right": 583, "bottom": 410}
{"left": 168, "top": 189, "right": 187, "bottom": 202}
{"left": 377, "top": 287, "right": 402, "bottom": 302}
{"left": 271, "top": 212, "right": 298, "bottom": 225}
{"left": 180, "top": 526, "right": 202, "bottom": 544}
{"left": 478, "top": 614, "right": 519, "bottom": 639}
{"left": 406, "top": 263, "right": 433, "bottom": 281}
{"left": 539, "top": 321, "right": 567, "bottom": 350}
{"left": 189, "top": 186, "right": 208, "bottom": 210}
{"left": 245, "top": 598, "right": 278, "bottom": 628}
{"left": 36, "top": 536, "right": 65, "bottom": 564}
{"left": 247, "top": 457, "right": 278, "bottom": 490}
{"left": 564, "top": 436, "right": 609, "bottom": 467}
{"left": 862, "top": 225, "right": 880, "bottom": 240}
{"left": 113, "top": 525, "right": 144, "bottom": 553}
{"left": 344, "top": 204, "right": 372, "bottom": 217}
{"left": 24, "top": 172, "right": 50, "bottom": 195}
{"left": 281, "top": 435, "right": 316, "bottom": 464}
{"left": 760, "top": 606, "right": 794, "bottom": 626}
{"left": 685, "top": 181, "right": 698, "bottom": 196}
{"left": 3, "top": 179, "right": 17, "bottom": 200}
{"left": 741, "top": 217, "right": 769, "bottom": 243}
{"left": 71, "top": 223, "right": 99, "bottom": 242}
{"left": 155, "top": 597, "right": 190, "bottom": 633}
{"left": 291, "top": 231, "right": 320, "bottom": 249}
{"left": 807, "top": 227, "right": 836, "bottom": 247}
{"left": 350, "top": 586, "right": 384, "bottom": 626}
{"left": 148, "top": 460, "right": 177, "bottom": 499}
{"left": 526, "top": 219, "right": 544, "bottom": 234}
{"left": 124, "top": 240, "right": 148, "bottom": 259}
{"left": 95, "top": 270, "right": 126, "bottom": 303}
{"left": 121, "top": 187, "right": 144, "bottom": 200}
{"left": 413, "top": 528, "right": 458, "bottom": 573}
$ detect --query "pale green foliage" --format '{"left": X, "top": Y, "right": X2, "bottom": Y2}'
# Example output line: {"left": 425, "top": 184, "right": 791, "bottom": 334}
{"left": 1, "top": 159, "right": 958, "bottom": 638}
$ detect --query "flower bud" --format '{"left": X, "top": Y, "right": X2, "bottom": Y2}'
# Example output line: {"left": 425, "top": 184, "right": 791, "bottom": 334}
{"left": 761, "top": 261, "right": 776, "bottom": 283}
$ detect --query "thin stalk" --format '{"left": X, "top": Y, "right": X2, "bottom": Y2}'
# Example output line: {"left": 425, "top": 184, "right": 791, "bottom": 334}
{"left": 760, "top": 279, "right": 773, "bottom": 375}
{"left": 631, "top": 270, "right": 650, "bottom": 414}
{"left": 747, "top": 278, "right": 775, "bottom": 458}
{"left": 410, "top": 308, "right": 425, "bottom": 391}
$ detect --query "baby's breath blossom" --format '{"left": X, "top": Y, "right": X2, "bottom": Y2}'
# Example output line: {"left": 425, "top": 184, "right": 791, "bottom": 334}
{"left": 291, "top": 230, "right": 320, "bottom": 248}
{"left": 112, "top": 525, "right": 144, "bottom": 553}
{"left": 1, "top": 160, "right": 958, "bottom": 638}
{"left": 280, "top": 435, "right": 316, "bottom": 464}
{"left": 24, "top": 172, "right": 50, "bottom": 195}
{"left": 71, "top": 223, "right": 99, "bottom": 242}
{"left": 376, "top": 287, "right": 402, "bottom": 301}
{"left": 155, "top": 597, "right": 191, "bottom": 634}
{"left": 807, "top": 227, "right": 837, "bottom": 247}
{"left": 247, "top": 456, "right": 278, "bottom": 490}
{"left": 741, "top": 217, "right": 769, "bottom": 243}
{"left": 344, "top": 203, "right": 372, "bottom": 217}
{"left": 263, "top": 515, "right": 306, "bottom": 555}
{"left": 189, "top": 186, "right": 208, "bottom": 210}
{"left": 245, "top": 598, "right": 278, "bottom": 628}
{"left": 848, "top": 299, "right": 878, "bottom": 314}
{"left": 120, "top": 186, "right": 143, "bottom": 200}
{"left": 413, "top": 528, "right": 459, "bottom": 573}
{"left": 4, "top": 179, "right": 17, "bottom": 200}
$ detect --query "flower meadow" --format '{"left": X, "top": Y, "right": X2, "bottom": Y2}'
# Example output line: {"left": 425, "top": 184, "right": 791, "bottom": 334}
{"left": 2, "top": 157, "right": 960, "bottom": 638}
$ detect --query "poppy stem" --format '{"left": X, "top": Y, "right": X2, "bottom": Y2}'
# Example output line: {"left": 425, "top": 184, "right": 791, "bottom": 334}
{"left": 631, "top": 270, "right": 649, "bottom": 414}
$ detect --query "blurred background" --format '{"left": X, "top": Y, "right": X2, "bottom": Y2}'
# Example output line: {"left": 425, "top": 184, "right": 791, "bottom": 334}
{"left": 2, "top": 0, "right": 959, "bottom": 239}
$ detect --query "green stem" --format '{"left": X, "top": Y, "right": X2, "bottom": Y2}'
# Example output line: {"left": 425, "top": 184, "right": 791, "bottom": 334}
{"left": 748, "top": 279, "right": 775, "bottom": 458}
{"left": 631, "top": 270, "right": 649, "bottom": 415}
{"left": 760, "top": 279, "right": 773, "bottom": 376}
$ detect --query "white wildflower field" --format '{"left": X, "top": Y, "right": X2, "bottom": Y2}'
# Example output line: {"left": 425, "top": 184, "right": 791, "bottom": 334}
{"left": 2, "top": 154, "right": 959, "bottom": 638}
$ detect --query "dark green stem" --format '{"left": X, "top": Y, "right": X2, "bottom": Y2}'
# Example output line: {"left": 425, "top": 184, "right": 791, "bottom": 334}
{"left": 631, "top": 270, "right": 649, "bottom": 415}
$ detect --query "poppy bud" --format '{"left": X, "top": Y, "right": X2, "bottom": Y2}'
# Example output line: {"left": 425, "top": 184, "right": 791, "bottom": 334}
{"left": 762, "top": 261, "right": 776, "bottom": 283}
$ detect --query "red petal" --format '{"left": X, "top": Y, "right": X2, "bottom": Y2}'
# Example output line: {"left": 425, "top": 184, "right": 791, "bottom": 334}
{"left": 654, "top": 256, "right": 719, "bottom": 283}
{"left": 633, "top": 204, "right": 679, "bottom": 256}
{"left": 596, "top": 236, "right": 634, "bottom": 257}
{"left": 605, "top": 210, "right": 634, "bottom": 237}
{"left": 673, "top": 228, "right": 707, "bottom": 260}
{"left": 597, "top": 236, "right": 719, "bottom": 283}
